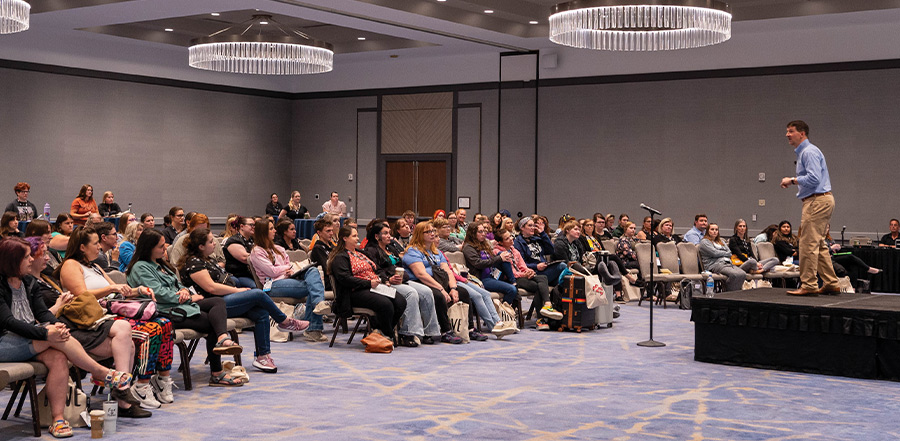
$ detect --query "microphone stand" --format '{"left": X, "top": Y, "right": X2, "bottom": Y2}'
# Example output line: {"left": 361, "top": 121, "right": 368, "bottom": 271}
{"left": 637, "top": 204, "right": 665, "bottom": 348}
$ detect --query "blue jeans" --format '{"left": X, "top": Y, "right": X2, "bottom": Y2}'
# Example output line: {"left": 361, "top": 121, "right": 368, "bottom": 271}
{"left": 459, "top": 281, "right": 499, "bottom": 330}
{"left": 538, "top": 262, "right": 568, "bottom": 286}
{"left": 223, "top": 288, "right": 288, "bottom": 357}
{"left": 266, "top": 268, "right": 326, "bottom": 331}
{"left": 234, "top": 277, "right": 257, "bottom": 289}
{"left": 481, "top": 276, "right": 518, "bottom": 305}
{"left": 402, "top": 282, "right": 441, "bottom": 337}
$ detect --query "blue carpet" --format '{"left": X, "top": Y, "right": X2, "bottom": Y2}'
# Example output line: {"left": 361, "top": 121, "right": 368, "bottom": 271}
{"left": 4, "top": 301, "right": 900, "bottom": 440}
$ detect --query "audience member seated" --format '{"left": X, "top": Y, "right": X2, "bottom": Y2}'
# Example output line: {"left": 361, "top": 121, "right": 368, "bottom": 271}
{"left": 6, "top": 182, "right": 38, "bottom": 221}
{"left": 879, "top": 219, "right": 900, "bottom": 247}
{"left": 579, "top": 219, "right": 627, "bottom": 301}
{"left": 455, "top": 208, "right": 469, "bottom": 232}
{"left": 69, "top": 184, "right": 98, "bottom": 226}
{"left": 612, "top": 213, "right": 630, "bottom": 238}
{"left": 121, "top": 212, "right": 137, "bottom": 226}
{"left": 754, "top": 224, "right": 778, "bottom": 243}
{"left": 487, "top": 212, "right": 504, "bottom": 241}
{"left": 274, "top": 219, "right": 305, "bottom": 252}
{"left": 402, "top": 210, "right": 418, "bottom": 230}
{"left": 265, "top": 193, "right": 283, "bottom": 217}
{"left": 683, "top": 214, "right": 708, "bottom": 245}
{"left": 50, "top": 214, "right": 75, "bottom": 259}
{"left": 222, "top": 216, "right": 259, "bottom": 289}
{"left": 591, "top": 213, "right": 613, "bottom": 240}
{"left": 825, "top": 224, "right": 881, "bottom": 287}
{"left": 309, "top": 218, "right": 336, "bottom": 286}
{"left": 729, "top": 219, "right": 779, "bottom": 273}
{"left": 84, "top": 212, "right": 104, "bottom": 230}
{"left": 402, "top": 221, "right": 468, "bottom": 344}
{"left": 652, "top": 218, "right": 682, "bottom": 245}
{"left": 498, "top": 217, "right": 516, "bottom": 239}
{"left": 249, "top": 218, "right": 329, "bottom": 343}
{"left": 328, "top": 225, "right": 406, "bottom": 347}
{"left": 322, "top": 192, "right": 347, "bottom": 216}
{"left": 493, "top": 230, "right": 562, "bottom": 329}
{"left": 140, "top": 213, "right": 155, "bottom": 230}
{"left": 434, "top": 218, "right": 461, "bottom": 253}
{"left": 615, "top": 222, "right": 642, "bottom": 276}
{"left": 1, "top": 211, "right": 22, "bottom": 238}
{"left": 461, "top": 221, "right": 519, "bottom": 339}
{"left": 161, "top": 206, "right": 185, "bottom": 245}
{"left": 362, "top": 221, "right": 440, "bottom": 347}
{"left": 127, "top": 229, "right": 244, "bottom": 388}
{"left": 278, "top": 191, "right": 309, "bottom": 221}
{"left": 118, "top": 221, "right": 143, "bottom": 273}
{"left": 635, "top": 216, "right": 653, "bottom": 241}
{"left": 0, "top": 237, "right": 137, "bottom": 437}
{"left": 448, "top": 211, "right": 465, "bottom": 242}
{"left": 25, "top": 219, "right": 60, "bottom": 274}
{"left": 392, "top": 218, "right": 412, "bottom": 248}
{"left": 58, "top": 228, "right": 173, "bottom": 411}
{"left": 699, "top": 223, "right": 750, "bottom": 292}
{"left": 169, "top": 214, "right": 224, "bottom": 268}
{"left": 433, "top": 209, "right": 446, "bottom": 220}
{"left": 178, "top": 228, "right": 308, "bottom": 373}
{"left": 24, "top": 237, "right": 147, "bottom": 419}
{"left": 308, "top": 214, "right": 339, "bottom": 251}
{"left": 98, "top": 191, "right": 122, "bottom": 217}
{"left": 92, "top": 222, "right": 120, "bottom": 272}
{"left": 604, "top": 214, "right": 616, "bottom": 236}
{"left": 553, "top": 220, "right": 588, "bottom": 272}
{"left": 772, "top": 220, "right": 799, "bottom": 264}
{"left": 514, "top": 217, "right": 567, "bottom": 287}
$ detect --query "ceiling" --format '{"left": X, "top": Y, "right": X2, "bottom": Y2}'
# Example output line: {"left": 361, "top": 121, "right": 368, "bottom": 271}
{"left": 2, "top": 0, "right": 900, "bottom": 93}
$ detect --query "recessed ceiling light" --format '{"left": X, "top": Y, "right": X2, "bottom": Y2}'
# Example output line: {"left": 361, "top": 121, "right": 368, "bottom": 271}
{"left": 357, "top": 37, "right": 366, "bottom": 41}
{"left": 259, "top": 21, "right": 268, "bottom": 25}
{"left": 484, "top": 10, "right": 494, "bottom": 14}
{"left": 529, "top": 20, "right": 539, "bottom": 24}
{"left": 210, "top": 12, "right": 220, "bottom": 16}
{"left": 164, "top": 28, "right": 174, "bottom": 32}
{"left": 437, "top": 0, "right": 446, "bottom": 2}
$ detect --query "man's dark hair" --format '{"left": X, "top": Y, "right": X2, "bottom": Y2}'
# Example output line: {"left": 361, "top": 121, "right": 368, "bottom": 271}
{"left": 787, "top": 120, "right": 809, "bottom": 136}
{"left": 891, "top": 219, "right": 900, "bottom": 225}
{"left": 695, "top": 214, "right": 708, "bottom": 223}
{"left": 314, "top": 218, "right": 331, "bottom": 232}
{"left": 95, "top": 222, "right": 115, "bottom": 238}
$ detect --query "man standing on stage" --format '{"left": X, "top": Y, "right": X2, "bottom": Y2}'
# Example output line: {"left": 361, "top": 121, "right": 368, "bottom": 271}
{"left": 780, "top": 120, "right": 839, "bottom": 295}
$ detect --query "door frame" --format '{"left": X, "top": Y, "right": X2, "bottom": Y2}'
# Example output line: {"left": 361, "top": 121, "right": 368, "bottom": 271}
{"left": 378, "top": 154, "right": 452, "bottom": 219}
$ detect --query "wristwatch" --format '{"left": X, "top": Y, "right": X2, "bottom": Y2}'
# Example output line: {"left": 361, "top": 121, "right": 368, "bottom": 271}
{"left": 792, "top": 177, "right": 797, "bottom": 185}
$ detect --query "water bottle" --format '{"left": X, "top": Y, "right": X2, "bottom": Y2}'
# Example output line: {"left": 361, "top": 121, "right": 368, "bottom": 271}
{"left": 705, "top": 272, "right": 715, "bottom": 297}
{"left": 43, "top": 203, "right": 50, "bottom": 220}
{"left": 128, "top": 202, "right": 133, "bottom": 213}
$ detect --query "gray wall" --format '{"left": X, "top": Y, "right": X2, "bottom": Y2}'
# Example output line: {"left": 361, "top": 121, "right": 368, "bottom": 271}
{"left": 0, "top": 67, "right": 293, "bottom": 221}
{"left": 4, "top": 64, "right": 897, "bottom": 237}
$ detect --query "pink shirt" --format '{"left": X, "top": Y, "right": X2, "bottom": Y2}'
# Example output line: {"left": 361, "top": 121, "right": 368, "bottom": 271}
{"left": 249, "top": 245, "right": 291, "bottom": 281}
{"left": 493, "top": 244, "right": 529, "bottom": 278}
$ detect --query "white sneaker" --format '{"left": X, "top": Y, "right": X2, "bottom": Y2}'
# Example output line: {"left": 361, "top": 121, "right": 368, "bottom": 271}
{"left": 149, "top": 375, "right": 175, "bottom": 404}
{"left": 491, "top": 322, "right": 517, "bottom": 339}
{"left": 130, "top": 382, "right": 162, "bottom": 409}
{"left": 313, "top": 301, "right": 331, "bottom": 316}
{"left": 303, "top": 330, "right": 329, "bottom": 342}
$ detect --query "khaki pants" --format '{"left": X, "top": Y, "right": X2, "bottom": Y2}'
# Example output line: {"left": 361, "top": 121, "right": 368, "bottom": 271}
{"left": 799, "top": 193, "right": 838, "bottom": 290}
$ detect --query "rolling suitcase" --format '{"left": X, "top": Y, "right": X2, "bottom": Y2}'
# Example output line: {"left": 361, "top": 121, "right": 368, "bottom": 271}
{"left": 558, "top": 274, "right": 596, "bottom": 332}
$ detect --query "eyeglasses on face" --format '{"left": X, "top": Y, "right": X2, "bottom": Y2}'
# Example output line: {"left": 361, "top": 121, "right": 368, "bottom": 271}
{"left": 423, "top": 230, "right": 436, "bottom": 234}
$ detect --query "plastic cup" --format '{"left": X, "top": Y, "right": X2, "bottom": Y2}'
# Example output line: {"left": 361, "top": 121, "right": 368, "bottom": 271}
{"left": 90, "top": 410, "right": 104, "bottom": 438}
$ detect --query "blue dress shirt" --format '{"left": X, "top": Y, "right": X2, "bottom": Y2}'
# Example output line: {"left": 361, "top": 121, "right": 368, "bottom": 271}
{"left": 794, "top": 139, "right": 832, "bottom": 200}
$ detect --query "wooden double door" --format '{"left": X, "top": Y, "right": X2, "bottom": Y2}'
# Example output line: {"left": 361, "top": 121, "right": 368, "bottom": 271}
{"left": 385, "top": 160, "right": 447, "bottom": 218}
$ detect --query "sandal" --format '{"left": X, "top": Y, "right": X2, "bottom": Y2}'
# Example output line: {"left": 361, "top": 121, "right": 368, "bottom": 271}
{"left": 49, "top": 420, "right": 73, "bottom": 438}
{"left": 102, "top": 369, "right": 133, "bottom": 390}
{"left": 212, "top": 335, "right": 243, "bottom": 356}
{"left": 209, "top": 370, "right": 244, "bottom": 387}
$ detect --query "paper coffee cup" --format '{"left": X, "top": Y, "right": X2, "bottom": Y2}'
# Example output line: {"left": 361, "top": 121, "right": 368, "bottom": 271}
{"left": 395, "top": 268, "right": 405, "bottom": 277}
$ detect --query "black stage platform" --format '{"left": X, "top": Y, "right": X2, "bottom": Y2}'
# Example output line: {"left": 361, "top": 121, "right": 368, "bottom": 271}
{"left": 691, "top": 288, "right": 900, "bottom": 381}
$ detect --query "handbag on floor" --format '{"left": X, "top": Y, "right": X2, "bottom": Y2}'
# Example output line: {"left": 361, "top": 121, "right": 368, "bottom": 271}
{"left": 269, "top": 301, "right": 296, "bottom": 343}
{"left": 360, "top": 332, "right": 393, "bottom": 353}
{"left": 447, "top": 301, "right": 470, "bottom": 343}
{"left": 37, "top": 379, "right": 87, "bottom": 428}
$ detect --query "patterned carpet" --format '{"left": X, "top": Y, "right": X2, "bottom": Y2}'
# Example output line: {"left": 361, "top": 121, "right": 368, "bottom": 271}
{"left": 4, "top": 301, "right": 900, "bottom": 440}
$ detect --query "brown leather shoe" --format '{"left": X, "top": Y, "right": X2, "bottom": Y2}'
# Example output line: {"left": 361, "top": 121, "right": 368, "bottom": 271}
{"left": 820, "top": 284, "right": 842, "bottom": 294}
{"left": 787, "top": 288, "right": 821, "bottom": 296}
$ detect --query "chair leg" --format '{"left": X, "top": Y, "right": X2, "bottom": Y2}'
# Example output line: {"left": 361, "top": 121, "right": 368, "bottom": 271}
{"left": 15, "top": 381, "right": 28, "bottom": 417}
{"left": 329, "top": 319, "right": 341, "bottom": 347}
{"left": 228, "top": 330, "right": 242, "bottom": 366}
{"left": 514, "top": 299, "right": 524, "bottom": 330}
{"left": 27, "top": 377, "right": 40, "bottom": 437}
{"left": 347, "top": 315, "right": 366, "bottom": 344}
{"left": 176, "top": 341, "right": 193, "bottom": 391}
{"left": 3, "top": 380, "right": 22, "bottom": 420}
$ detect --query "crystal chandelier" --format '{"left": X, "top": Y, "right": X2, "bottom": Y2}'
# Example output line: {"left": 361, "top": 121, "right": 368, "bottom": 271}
{"left": 0, "top": 0, "right": 29, "bottom": 34}
{"left": 549, "top": 0, "right": 731, "bottom": 51}
{"left": 189, "top": 14, "right": 333, "bottom": 75}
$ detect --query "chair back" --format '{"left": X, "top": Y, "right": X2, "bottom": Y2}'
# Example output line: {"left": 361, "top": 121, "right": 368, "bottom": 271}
{"left": 756, "top": 242, "right": 778, "bottom": 261}
{"left": 300, "top": 239, "right": 311, "bottom": 248}
{"left": 286, "top": 250, "right": 308, "bottom": 262}
{"left": 246, "top": 259, "right": 265, "bottom": 289}
{"left": 751, "top": 241, "right": 760, "bottom": 260}
{"left": 445, "top": 251, "right": 467, "bottom": 267}
{"left": 634, "top": 242, "right": 657, "bottom": 280}
{"left": 656, "top": 242, "right": 681, "bottom": 275}
{"left": 107, "top": 270, "right": 127, "bottom": 285}
{"left": 677, "top": 242, "right": 701, "bottom": 274}
{"left": 601, "top": 239, "right": 616, "bottom": 252}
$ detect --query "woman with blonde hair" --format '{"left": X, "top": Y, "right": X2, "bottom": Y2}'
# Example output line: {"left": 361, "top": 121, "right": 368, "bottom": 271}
{"left": 98, "top": 191, "right": 121, "bottom": 217}
{"left": 278, "top": 190, "right": 309, "bottom": 221}
{"left": 117, "top": 221, "right": 145, "bottom": 272}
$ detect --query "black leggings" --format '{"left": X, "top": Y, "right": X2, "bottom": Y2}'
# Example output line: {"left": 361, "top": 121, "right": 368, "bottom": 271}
{"left": 431, "top": 285, "right": 471, "bottom": 334}
{"left": 349, "top": 289, "right": 408, "bottom": 337}
{"left": 517, "top": 275, "right": 551, "bottom": 305}
{"left": 165, "top": 297, "right": 229, "bottom": 372}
